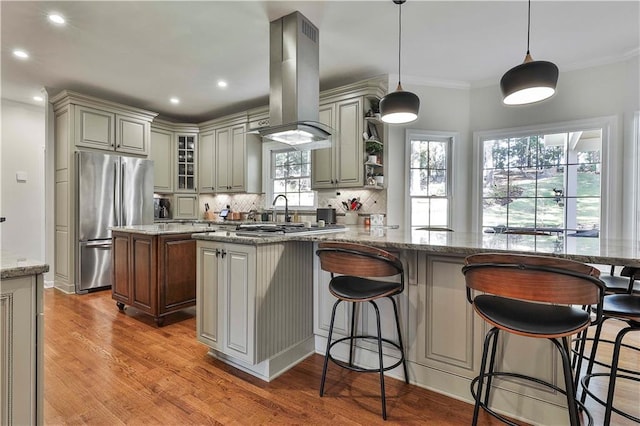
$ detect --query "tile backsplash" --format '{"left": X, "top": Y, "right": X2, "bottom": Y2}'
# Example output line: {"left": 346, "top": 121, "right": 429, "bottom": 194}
{"left": 198, "top": 189, "right": 386, "bottom": 217}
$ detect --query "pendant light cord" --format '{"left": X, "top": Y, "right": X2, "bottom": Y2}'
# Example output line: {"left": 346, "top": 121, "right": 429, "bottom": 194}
{"left": 526, "top": 0, "right": 531, "bottom": 55}
{"left": 397, "top": 1, "right": 402, "bottom": 87}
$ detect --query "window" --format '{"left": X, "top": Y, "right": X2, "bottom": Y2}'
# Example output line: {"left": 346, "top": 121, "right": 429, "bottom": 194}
{"left": 480, "top": 128, "right": 602, "bottom": 236}
{"left": 271, "top": 149, "right": 315, "bottom": 207}
{"left": 407, "top": 132, "right": 452, "bottom": 229}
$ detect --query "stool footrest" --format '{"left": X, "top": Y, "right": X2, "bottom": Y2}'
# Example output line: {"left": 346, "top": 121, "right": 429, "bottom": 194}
{"left": 471, "top": 372, "right": 594, "bottom": 426}
{"left": 580, "top": 373, "right": 640, "bottom": 423}
{"left": 328, "top": 335, "right": 405, "bottom": 373}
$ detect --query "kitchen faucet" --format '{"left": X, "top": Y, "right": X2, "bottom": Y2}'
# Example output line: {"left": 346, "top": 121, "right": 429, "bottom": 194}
{"left": 272, "top": 194, "right": 290, "bottom": 223}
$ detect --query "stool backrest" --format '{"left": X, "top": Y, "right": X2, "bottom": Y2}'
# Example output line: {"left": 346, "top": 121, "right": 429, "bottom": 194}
{"left": 462, "top": 253, "right": 605, "bottom": 306}
{"left": 316, "top": 242, "right": 403, "bottom": 283}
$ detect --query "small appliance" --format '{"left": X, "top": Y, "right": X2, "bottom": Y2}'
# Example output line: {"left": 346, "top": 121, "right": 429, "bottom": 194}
{"left": 316, "top": 208, "right": 337, "bottom": 224}
{"left": 154, "top": 197, "right": 171, "bottom": 219}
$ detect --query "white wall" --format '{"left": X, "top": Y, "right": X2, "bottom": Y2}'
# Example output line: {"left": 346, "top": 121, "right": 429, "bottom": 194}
{"left": 1, "top": 99, "right": 46, "bottom": 261}
{"left": 386, "top": 57, "right": 639, "bottom": 236}
{"left": 385, "top": 82, "right": 471, "bottom": 230}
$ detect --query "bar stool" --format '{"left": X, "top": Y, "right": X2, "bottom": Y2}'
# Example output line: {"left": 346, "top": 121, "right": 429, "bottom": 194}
{"left": 580, "top": 293, "right": 640, "bottom": 424}
{"left": 315, "top": 242, "right": 408, "bottom": 420}
{"left": 462, "top": 253, "right": 605, "bottom": 426}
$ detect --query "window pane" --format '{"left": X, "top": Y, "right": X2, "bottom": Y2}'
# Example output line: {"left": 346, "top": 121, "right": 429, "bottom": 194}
{"left": 429, "top": 199, "right": 448, "bottom": 226}
{"left": 271, "top": 148, "right": 314, "bottom": 208}
{"left": 411, "top": 198, "right": 431, "bottom": 226}
{"left": 481, "top": 127, "right": 601, "bottom": 235}
{"left": 428, "top": 169, "right": 446, "bottom": 196}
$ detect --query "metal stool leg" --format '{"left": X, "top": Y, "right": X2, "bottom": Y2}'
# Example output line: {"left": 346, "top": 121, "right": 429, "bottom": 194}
{"left": 348, "top": 301, "right": 357, "bottom": 367}
{"left": 473, "top": 327, "right": 499, "bottom": 426}
{"left": 370, "top": 300, "right": 387, "bottom": 420}
{"left": 389, "top": 296, "right": 409, "bottom": 383}
{"left": 551, "top": 338, "right": 580, "bottom": 426}
{"left": 483, "top": 329, "right": 500, "bottom": 407}
{"left": 580, "top": 319, "right": 605, "bottom": 404}
{"left": 320, "top": 299, "right": 341, "bottom": 397}
{"left": 604, "top": 326, "right": 634, "bottom": 425}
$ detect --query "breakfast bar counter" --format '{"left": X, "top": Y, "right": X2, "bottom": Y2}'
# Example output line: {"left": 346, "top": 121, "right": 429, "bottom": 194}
{"left": 192, "top": 226, "right": 640, "bottom": 266}
{"left": 191, "top": 227, "right": 638, "bottom": 425}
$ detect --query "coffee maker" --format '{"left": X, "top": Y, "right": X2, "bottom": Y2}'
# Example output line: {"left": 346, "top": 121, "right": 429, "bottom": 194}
{"left": 154, "top": 197, "right": 171, "bottom": 219}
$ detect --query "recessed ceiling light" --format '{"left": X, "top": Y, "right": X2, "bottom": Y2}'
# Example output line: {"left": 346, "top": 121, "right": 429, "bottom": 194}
{"left": 33, "top": 96, "right": 44, "bottom": 102}
{"left": 48, "top": 13, "right": 66, "bottom": 25}
{"left": 217, "top": 80, "right": 228, "bottom": 88}
{"left": 170, "top": 97, "right": 180, "bottom": 104}
{"left": 13, "top": 49, "right": 29, "bottom": 59}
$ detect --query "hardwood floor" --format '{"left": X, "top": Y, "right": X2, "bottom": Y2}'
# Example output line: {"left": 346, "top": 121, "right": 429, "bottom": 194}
{"left": 43, "top": 288, "right": 638, "bottom": 425}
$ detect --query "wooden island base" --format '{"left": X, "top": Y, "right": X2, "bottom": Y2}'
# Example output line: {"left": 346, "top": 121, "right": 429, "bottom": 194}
{"left": 112, "top": 231, "right": 196, "bottom": 326}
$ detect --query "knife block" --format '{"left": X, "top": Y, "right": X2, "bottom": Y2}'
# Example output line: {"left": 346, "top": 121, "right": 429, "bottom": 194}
{"left": 204, "top": 211, "right": 215, "bottom": 221}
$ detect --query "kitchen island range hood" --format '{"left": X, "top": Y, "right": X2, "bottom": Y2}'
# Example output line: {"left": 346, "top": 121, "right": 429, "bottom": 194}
{"left": 258, "top": 11, "right": 334, "bottom": 150}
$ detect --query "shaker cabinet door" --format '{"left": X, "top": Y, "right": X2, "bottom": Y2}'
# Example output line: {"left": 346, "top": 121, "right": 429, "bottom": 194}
{"left": 116, "top": 114, "right": 149, "bottom": 155}
{"left": 74, "top": 105, "right": 115, "bottom": 150}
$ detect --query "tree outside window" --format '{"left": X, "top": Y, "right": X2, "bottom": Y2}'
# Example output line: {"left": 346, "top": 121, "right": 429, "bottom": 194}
{"left": 481, "top": 129, "right": 602, "bottom": 236}
{"left": 408, "top": 136, "right": 451, "bottom": 229}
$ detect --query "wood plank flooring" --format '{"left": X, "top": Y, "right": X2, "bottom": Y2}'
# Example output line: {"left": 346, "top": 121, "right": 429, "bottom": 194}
{"left": 43, "top": 288, "right": 638, "bottom": 425}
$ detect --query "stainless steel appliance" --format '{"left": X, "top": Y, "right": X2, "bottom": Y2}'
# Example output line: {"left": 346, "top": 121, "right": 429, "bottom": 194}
{"left": 154, "top": 197, "right": 171, "bottom": 219}
{"left": 76, "top": 151, "right": 153, "bottom": 293}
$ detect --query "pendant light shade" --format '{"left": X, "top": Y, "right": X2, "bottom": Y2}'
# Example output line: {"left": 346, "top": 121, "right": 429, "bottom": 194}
{"left": 500, "top": 0, "right": 558, "bottom": 105}
{"left": 380, "top": 0, "right": 419, "bottom": 124}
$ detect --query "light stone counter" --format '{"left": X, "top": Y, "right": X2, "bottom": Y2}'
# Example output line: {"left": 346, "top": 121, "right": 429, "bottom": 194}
{"left": 192, "top": 226, "right": 640, "bottom": 266}
{"left": 109, "top": 223, "right": 219, "bottom": 236}
{"left": 1, "top": 250, "right": 49, "bottom": 279}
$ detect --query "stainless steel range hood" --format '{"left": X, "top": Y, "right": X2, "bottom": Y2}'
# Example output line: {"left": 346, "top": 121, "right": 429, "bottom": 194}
{"left": 258, "top": 11, "right": 333, "bottom": 150}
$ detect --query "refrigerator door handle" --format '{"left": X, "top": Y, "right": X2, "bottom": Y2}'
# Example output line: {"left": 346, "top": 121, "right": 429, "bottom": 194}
{"left": 121, "top": 162, "right": 126, "bottom": 225}
{"left": 85, "top": 241, "right": 112, "bottom": 249}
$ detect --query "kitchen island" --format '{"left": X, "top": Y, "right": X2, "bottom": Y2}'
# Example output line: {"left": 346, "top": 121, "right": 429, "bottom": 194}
{"left": 192, "top": 227, "right": 639, "bottom": 425}
{"left": 1, "top": 251, "right": 48, "bottom": 426}
{"left": 110, "top": 223, "right": 216, "bottom": 325}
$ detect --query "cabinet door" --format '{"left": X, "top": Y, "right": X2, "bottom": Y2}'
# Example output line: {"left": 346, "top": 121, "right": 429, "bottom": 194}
{"left": 174, "top": 194, "right": 199, "bottom": 219}
{"left": 335, "top": 97, "right": 364, "bottom": 187}
{"left": 158, "top": 235, "right": 196, "bottom": 315}
{"left": 222, "top": 244, "right": 256, "bottom": 364}
{"left": 150, "top": 128, "right": 173, "bottom": 192}
{"left": 74, "top": 105, "right": 115, "bottom": 150}
{"left": 215, "top": 127, "right": 231, "bottom": 192}
{"left": 409, "top": 255, "right": 478, "bottom": 377}
{"left": 176, "top": 134, "right": 197, "bottom": 192}
{"left": 311, "top": 103, "right": 336, "bottom": 189}
{"left": 116, "top": 114, "right": 149, "bottom": 155}
{"left": 229, "top": 124, "right": 247, "bottom": 192}
{"left": 197, "top": 243, "right": 223, "bottom": 350}
{"left": 1, "top": 276, "right": 38, "bottom": 426}
{"left": 112, "top": 232, "right": 131, "bottom": 304}
{"left": 198, "top": 130, "right": 215, "bottom": 193}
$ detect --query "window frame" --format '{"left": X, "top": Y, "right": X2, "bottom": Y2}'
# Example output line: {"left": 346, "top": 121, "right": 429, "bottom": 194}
{"left": 262, "top": 141, "right": 316, "bottom": 210}
{"left": 404, "top": 129, "right": 455, "bottom": 230}
{"left": 472, "top": 116, "right": 618, "bottom": 238}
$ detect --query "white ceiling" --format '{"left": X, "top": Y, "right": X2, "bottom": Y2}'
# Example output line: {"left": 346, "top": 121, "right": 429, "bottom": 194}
{"left": 2, "top": 1, "right": 638, "bottom": 122}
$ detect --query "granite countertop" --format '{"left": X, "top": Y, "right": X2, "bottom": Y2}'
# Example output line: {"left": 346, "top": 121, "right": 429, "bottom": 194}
{"left": 1, "top": 251, "right": 49, "bottom": 279}
{"left": 192, "top": 226, "right": 640, "bottom": 267}
{"left": 110, "top": 223, "right": 220, "bottom": 235}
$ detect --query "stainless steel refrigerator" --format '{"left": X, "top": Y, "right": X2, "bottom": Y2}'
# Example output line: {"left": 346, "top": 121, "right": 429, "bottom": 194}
{"left": 76, "top": 151, "right": 154, "bottom": 293}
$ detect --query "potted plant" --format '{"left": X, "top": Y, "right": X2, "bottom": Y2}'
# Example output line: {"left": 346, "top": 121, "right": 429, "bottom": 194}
{"left": 366, "top": 139, "right": 383, "bottom": 163}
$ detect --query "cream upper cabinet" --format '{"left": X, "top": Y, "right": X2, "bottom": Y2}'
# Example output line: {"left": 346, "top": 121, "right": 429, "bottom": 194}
{"left": 198, "top": 130, "right": 215, "bottom": 193}
{"left": 150, "top": 126, "right": 174, "bottom": 192}
{"left": 175, "top": 133, "right": 197, "bottom": 192}
{"left": 312, "top": 97, "right": 364, "bottom": 189}
{"left": 216, "top": 123, "right": 247, "bottom": 192}
{"left": 311, "top": 103, "right": 336, "bottom": 188}
{"left": 70, "top": 98, "right": 154, "bottom": 156}
{"left": 173, "top": 193, "right": 199, "bottom": 219}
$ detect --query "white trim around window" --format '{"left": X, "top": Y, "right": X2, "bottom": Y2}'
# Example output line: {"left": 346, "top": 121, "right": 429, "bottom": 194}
{"left": 472, "top": 116, "right": 619, "bottom": 238}
{"left": 404, "top": 129, "right": 457, "bottom": 230}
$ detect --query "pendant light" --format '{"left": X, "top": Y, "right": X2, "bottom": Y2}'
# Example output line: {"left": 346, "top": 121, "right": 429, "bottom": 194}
{"left": 380, "top": 0, "right": 420, "bottom": 124}
{"left": 500, "top": 0, "right": 559, "bottom": 105}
